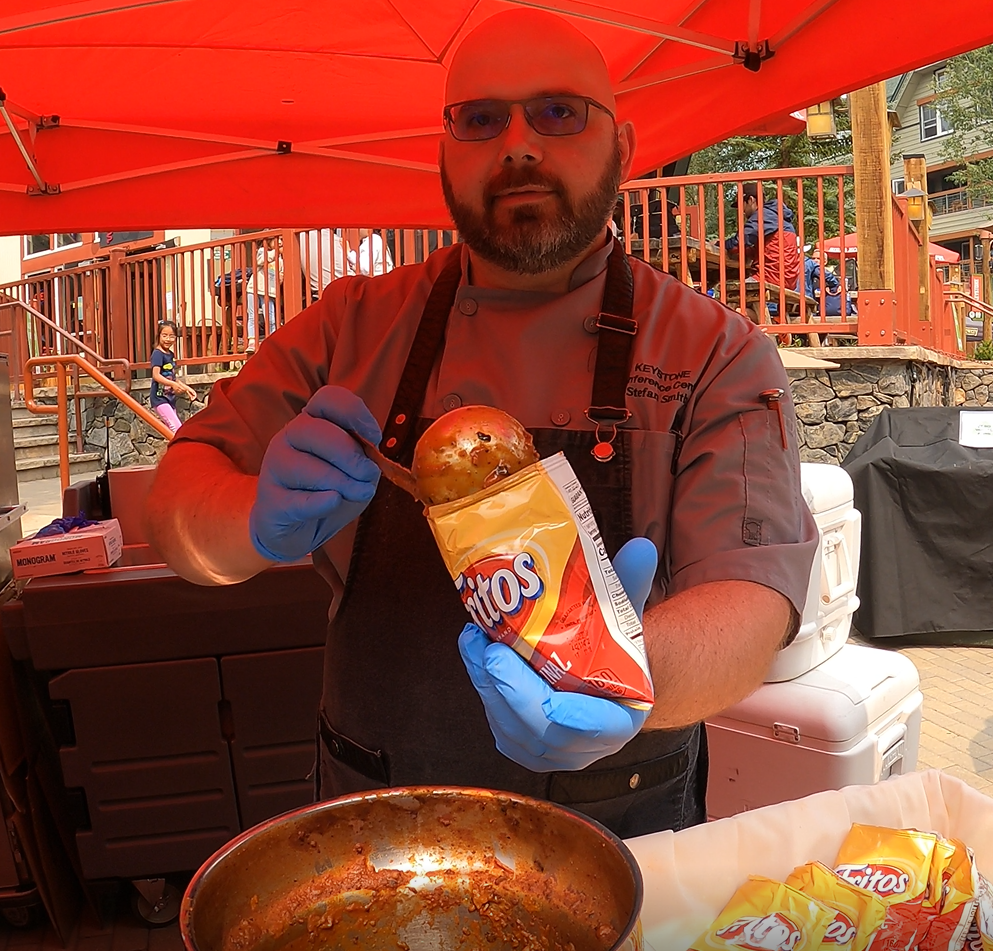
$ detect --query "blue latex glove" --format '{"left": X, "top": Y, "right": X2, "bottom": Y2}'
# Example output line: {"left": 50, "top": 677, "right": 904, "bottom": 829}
{"left": 458, "top": 536, "right": 658, "bottom": 772}
{"left": 249, "top": 386, "right": 382, "bottom": 562}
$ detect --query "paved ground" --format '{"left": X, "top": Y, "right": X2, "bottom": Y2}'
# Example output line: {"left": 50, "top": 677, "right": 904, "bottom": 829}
{"left": 894, "top": 643, "right": 993, "bottom": 796}
{"left": 16, "top": 478, "right": 65, "bottom": 537}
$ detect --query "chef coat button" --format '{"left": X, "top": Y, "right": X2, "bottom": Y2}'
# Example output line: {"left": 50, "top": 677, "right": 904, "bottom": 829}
{"left": 442, "top": 394, "right": 462, "bottom": 412}
{"left": 551, "top": 410, "right": 571, "bottom": 426}
{"left": 583, "top": 315, "right": 599, "bottom": 334}
{"left": 629, "top": 772, "right": 641, "bottom": 790}
{"left": 458, "top": 298, "right": 478, "bottom": 316}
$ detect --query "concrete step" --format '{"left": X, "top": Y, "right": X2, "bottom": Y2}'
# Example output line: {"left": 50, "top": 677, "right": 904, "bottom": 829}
{"left": 16, "top": 453, "right": 104, "bottom": 483}
{"left": 13, "top": 416, "right": 62, "bottom": 439}
{"left": 15, "top": 434, "right": 75, "bottom": 462}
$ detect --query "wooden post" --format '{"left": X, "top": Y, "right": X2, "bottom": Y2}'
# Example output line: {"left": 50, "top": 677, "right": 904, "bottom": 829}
{"left": 108, "top": 248, "right": 130, "bottom": 365}
{"left": 903, "top": 154, "right": 930, "bottom": 322}
{"left": 850, "top": 83, "right": 895, "bottom": 290}
{"left": 981, "top": 230, "right": 992, "bottom": 343}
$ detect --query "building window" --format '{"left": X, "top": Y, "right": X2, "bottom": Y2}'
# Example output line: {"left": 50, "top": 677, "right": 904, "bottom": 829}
{"left": 920, "top": 103, "right": 952, "bottom": 140}
{"left": 23, "top": 233, "right": 83, "bottom": 257}
{"left": 892, "top": 179, "right": 906, "bottom": 194}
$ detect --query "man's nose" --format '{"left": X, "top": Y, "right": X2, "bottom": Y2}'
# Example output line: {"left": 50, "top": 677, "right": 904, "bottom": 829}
{"left": 500, "top": 104, "right": 543, "bottom": 165}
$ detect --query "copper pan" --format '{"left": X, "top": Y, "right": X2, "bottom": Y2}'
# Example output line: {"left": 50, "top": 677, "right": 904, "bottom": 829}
{"left": 181, "top": 786, "right": 644, "bottom": 951}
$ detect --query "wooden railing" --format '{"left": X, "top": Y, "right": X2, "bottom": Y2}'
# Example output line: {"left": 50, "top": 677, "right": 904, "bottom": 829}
{"left": 0, "top": 167, "right": 975, "bottom": 396}
{"left": 23, "top": 354, "right": 172, "bottom": 491}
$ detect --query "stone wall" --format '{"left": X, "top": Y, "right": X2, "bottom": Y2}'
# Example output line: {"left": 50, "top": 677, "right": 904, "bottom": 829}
{"left": 32, "top": 357, "right": 993, "bottom": 470}
{"left": 787, "top": 349, "right": 993, "bottom": 464}
{"left": 34, "top": 377, "right": 222, "bottom": 467}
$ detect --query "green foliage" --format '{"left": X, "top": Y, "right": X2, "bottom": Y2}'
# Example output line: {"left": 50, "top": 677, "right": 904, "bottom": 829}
{"left": 973, "top": 338, "right": 993, "bottom": 361}
{"left": 934, "top": 45, "right": 993, "bottom": 202}
{"left": 684, "top": 105, "right": 855, "bottom": 244}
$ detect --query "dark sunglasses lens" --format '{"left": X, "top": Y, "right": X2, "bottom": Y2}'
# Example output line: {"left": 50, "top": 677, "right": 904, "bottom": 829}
{"left": 449, "top": 100, "right": 509, "bottom": 140}
{"left": 525, "top": 97, "right": 588, "bottom": 135}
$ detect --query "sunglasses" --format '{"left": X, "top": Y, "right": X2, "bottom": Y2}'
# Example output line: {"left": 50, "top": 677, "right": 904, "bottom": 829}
{"left": 443, "top": 95, "right": 614, "bottom": 142}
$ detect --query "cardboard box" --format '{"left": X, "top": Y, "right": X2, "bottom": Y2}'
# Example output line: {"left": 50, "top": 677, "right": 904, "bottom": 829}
{"left": 10, "top": 520, "right": 123, "bottom": 580}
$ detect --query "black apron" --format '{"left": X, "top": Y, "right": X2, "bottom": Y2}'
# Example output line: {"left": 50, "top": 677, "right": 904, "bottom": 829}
{"left": 317, "top": 241, "right": 706, "bottom": 839}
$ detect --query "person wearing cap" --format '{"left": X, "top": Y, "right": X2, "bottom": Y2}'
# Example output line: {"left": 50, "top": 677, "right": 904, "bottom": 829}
{"left": 725, "top": 183, "right": 801, "bottom": 300}
{"left": 146, "top": 9, "right": 817, "bottom": 839}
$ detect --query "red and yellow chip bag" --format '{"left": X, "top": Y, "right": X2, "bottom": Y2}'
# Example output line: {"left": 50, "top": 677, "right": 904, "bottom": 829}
{"left": 920, "top": 837, "right": 977, "bottom": 951}
{"left": 833, "top": 823, "right": 938, "bottom": 951}
{"left": 426, "top": 452, "right": 654, "bottom": 708}
{"left": 690, "top": 876, "right": 835, "bottom": 951}
{"left": 785, "top": 862, "right": 886, "bottom": 951}
{"left": 974, "top": 872, "right": 993, "bottom": 951}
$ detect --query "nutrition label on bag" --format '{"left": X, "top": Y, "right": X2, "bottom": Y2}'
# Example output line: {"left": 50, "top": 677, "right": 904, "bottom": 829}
{"left": 545, "top": 454, "right": 644, "bottom": 643}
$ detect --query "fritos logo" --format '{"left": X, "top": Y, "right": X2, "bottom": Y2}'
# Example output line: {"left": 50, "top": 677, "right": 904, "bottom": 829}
{"left": 455, "top": 551, "right": 544, "bottom": 632}
{"left": 823, "top": 913, "right": 857, "bottom": 946}
{"left": 834, "top": 864, "right": 910, "bottom": 897}
{"left": 715, "top": 913, "right": 803, "bottom": 951}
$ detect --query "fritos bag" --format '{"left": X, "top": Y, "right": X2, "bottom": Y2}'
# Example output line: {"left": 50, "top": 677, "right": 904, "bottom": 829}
{"left": 833, "top": 824, "right": 938, "bottom": 951}
{"left": 426, "top": 452, "right": 654, "bottom": 708}
{"left": 785, "top": 862, "right": 886, "bottom": 951}
{"left": 920, "top": 837, "right": 977, "bottom": 951}
{"left": 974, "top": 872, "right": 993, "bottom": 951}
{"left": 690, "top": 876, "right": 835, "bottom": 951}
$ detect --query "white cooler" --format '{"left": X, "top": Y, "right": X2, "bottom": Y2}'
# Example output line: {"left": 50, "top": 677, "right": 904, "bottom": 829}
{"left": 706, "top": 644, "right": 923, "bottom": 819}
{"left": 765, "top": 462, "right": 862, "bottom": 682}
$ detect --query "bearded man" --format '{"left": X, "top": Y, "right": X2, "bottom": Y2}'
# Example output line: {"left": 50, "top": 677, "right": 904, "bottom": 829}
{"left": 146, "top": 9, "right": 816, "bottom": 838}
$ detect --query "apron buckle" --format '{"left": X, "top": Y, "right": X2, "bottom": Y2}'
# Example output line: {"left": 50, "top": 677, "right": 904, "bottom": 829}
{"left": 586, "top": 407, "right": 630, "bottom": 463}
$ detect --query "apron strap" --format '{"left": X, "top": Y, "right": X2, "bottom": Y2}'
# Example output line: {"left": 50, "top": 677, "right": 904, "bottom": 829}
{"left": 380, "top": 246, "right": 464, "bottom": 463}
{"left": 586, "top": 237, "right": 636, "bottom": 463}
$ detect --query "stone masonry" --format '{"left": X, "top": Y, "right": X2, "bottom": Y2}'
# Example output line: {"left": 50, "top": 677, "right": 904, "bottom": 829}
{"left": 30, "top": 354, "right": 993, "bottom": 470}
{"left": 787, "top": 347, "right": 993, "bottom": 464}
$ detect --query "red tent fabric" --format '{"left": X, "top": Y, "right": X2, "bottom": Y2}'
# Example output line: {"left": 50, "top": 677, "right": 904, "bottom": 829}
{"left": 2, "top": 0, "right": 993, "bottom": 232}
{"left": 821, "top": 233, "right": 962, "bottom": 263}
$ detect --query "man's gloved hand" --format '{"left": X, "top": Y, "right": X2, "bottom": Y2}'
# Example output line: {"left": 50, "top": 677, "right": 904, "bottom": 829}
{"left": 249, "top": 386, "right": 382, "bottom": 562}
{"left": 458, "top": 536, "right": 658, "bottom": 772}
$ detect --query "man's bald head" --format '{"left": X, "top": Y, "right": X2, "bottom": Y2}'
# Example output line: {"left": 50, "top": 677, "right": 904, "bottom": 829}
{"left": 446, "top": 10, "right": 615, "bottom": 110}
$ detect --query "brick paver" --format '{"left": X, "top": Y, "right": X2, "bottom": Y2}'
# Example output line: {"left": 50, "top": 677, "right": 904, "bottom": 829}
{"left": 895, "top": 644, "right": 993, "bottom": 796}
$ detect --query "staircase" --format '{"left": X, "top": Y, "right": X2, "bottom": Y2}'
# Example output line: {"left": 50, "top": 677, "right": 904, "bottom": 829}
{"left": 12, "top": 403, "right": 105, "bottom": 483}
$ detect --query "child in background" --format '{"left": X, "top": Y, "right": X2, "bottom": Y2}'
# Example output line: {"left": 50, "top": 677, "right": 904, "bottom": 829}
{"left": 150, "top": 321, "right": 197, "bottom": 434}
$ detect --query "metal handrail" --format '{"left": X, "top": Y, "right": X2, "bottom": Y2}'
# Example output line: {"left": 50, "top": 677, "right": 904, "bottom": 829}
{"left": 24, "top": 355, "right": 173, "bottom": 493}
{"left": 0, "top": 297, "right": 131, "bottom": 389}
{"left": 945, "top": 291, "right": 993, "bottom": 317}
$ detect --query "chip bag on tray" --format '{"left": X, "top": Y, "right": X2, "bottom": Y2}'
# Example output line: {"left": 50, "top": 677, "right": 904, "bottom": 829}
{"left": 972, "top": 872, "right": 993, "bottom": 951}
{"left": 690, "top": 875, "right": 836, "bottom": 951}
{"left": 425, "top": 451, "right": 654, "bottom": 709}
{"left": 919, "top": 837, "right": 977, "bottom": 951}
{"left": 784, "top": 862, "right": 886, "bottom": 951}
{"left": 833, "top": 823, "right": 938, "bottom": 951}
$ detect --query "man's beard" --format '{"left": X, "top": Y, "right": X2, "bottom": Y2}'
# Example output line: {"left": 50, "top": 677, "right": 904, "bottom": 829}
{"left": 441, "top": 141, "right": 622, "bottom": 275}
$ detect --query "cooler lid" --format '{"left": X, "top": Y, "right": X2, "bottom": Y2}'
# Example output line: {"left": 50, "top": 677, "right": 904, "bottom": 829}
{"left": 800, "top": 462, "right": 853, "bottom": 516}
{"left": 717, "top": 644, "right": 920, "bottom": 743}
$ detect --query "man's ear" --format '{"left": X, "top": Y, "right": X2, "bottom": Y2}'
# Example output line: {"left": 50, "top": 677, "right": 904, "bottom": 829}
{"left": 617, "top": 121, "right": 637, "bottom": 182}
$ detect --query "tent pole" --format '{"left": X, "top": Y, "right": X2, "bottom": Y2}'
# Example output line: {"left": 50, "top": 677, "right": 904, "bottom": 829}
{"left": 0, "top": 98, "right": 53, "bottom": 194}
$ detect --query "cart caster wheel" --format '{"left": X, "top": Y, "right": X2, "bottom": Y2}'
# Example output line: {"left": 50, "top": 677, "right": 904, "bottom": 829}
{"left": 130, "top": 882, "right": 180, "bottom": 927}
{"left": 1, "top": 904, "right": 39, "bottom": 928}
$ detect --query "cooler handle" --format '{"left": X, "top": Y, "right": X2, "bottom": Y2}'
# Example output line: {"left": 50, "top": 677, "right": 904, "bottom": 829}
{"left": 877, "top": 721, "right": 908, "bottom": 780}
{"left": 821, "top": 529, "right": 856, "bottom": 605}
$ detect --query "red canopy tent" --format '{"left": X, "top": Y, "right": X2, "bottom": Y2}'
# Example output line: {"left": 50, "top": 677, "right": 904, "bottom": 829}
{"left": 2, "top": 0, "right": 993, "bottom": 232}
{"left": 821, "top": 232, "right": 963, "bottom": 264}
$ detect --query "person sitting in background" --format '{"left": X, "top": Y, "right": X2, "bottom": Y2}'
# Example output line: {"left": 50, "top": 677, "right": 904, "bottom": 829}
{"left": 724, "top": 183, "right": 800, "bottom": 297}
{"left": 348, "top": 229, "right": 394, "bottom": 276}
{"left": 801, "top": 246, "right": 853, "bottom": 317}
{"left": 150, "top": 321, "right": 197, "bottom": 434}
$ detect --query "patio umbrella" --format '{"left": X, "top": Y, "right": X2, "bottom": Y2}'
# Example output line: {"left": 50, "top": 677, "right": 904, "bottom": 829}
{"left": 2, "top": 0, "right": 993, "bottom": 232}
{"left": 821, "top": 233, "right": 963, "bottom": 264}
